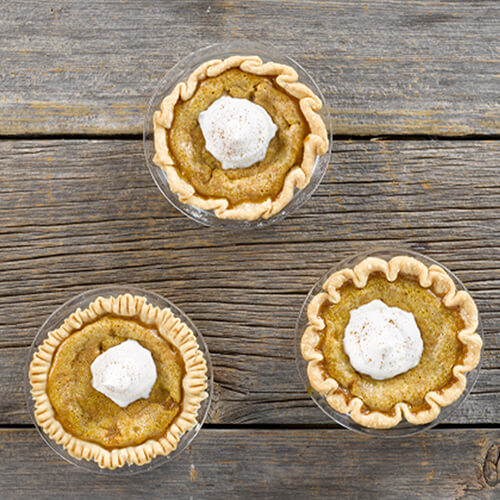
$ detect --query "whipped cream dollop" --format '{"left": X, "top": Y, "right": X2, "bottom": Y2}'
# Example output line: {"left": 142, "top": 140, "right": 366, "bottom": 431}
{"left": 91, "top": 339, "right": 157, "bottom": 407}
{"left": 343, "top": 300, "right": 423, "bottom": 380}
{"left": 198, "top": 96, "right": 278, "bottom": 170}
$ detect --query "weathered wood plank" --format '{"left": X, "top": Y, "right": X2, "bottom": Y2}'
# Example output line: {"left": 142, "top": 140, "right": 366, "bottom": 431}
{"left": 1, "top": 0, "right": 499, "bottom": 136}
{"left": 0, "top": 139, "right": 498, "bottom": 425}
{"left": 3, "top": 345, "right": 499, "bottom": 425}
{"left": 0, "top": 428, "right": 497, "bottom": 498}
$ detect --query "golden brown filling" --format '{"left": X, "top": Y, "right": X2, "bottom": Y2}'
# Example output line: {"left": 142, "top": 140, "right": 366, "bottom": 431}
{"left": 168, "top": 68, "right": 309, "bottom": 206}
{"left": 47, "top": 316, "right": 184, "bottom": 449}
{"left": 320, "top": 275, "right": 464, "bottom": 413}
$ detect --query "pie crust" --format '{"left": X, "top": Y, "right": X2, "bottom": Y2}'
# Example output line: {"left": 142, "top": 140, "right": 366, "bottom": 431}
{"left": 29, "top": 294, "right": 208, "bottom": 469}
{"left": 301, "top": 256, "right": 482, "bottom": 429}
{"left": 153, "top": 55, "right": 329, "bottom": 220}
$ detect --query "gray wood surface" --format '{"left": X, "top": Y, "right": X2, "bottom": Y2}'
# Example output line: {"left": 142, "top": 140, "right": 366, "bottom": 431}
{"left": 1, "top": 0, "right": 499, "bottom": 495}
{"left": 0, "top": 428, "right": 498, "bottom": 499}
{"left": 1, "top": 139, "right": 498, "bottom": 426}
{"left": 1, "top": 0, "right": 499, "bottom": 136}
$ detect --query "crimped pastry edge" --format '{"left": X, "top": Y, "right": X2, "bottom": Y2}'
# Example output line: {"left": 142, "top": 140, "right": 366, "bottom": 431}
{"left": 153, "top": 55, "right": 329, "bottom": 221}
{"left": 29, "top": 294, "right": 208, "bottom": 469}
{"left": 301, "top": 256, "right": 482, "bottom": 429}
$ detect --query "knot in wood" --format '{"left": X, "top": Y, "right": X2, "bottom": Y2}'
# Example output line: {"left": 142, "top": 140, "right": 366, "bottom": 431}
{"left": 483, "top": 443, "right": 500, "bottom": 487}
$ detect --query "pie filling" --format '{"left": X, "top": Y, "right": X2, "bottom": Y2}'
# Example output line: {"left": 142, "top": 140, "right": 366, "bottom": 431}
{"left": 319, "top": 274, "right": 464, "bottom": 413}
{"left": 47, "top": 316, "right": 185, "bottom": 449}
{"left": 167, "top": 68, "right": 309, "bottom": 206}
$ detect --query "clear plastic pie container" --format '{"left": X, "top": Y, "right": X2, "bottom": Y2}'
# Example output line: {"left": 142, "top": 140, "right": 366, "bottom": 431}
{"left": 294, "top": 247, "right": 484, "bottom": 437}
{"left": 25, "top": 286, "right": 213, "bottom": 475}
{"left": 143, "top": 40, "right": 331, "bottom": 229}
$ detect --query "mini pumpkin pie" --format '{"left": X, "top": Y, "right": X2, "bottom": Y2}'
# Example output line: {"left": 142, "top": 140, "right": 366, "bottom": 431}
{"left": 301, "top": 256, "right": 482, "bottom": 429}
{"left": 153, "top": 55, "right": 329, "bottom": 220}
{"left": 29, "top": 294, "right": 208, "bottom": 469}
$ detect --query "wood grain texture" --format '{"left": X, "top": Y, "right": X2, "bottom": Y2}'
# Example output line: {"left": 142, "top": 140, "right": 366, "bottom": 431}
{"left": 0, "top": 139, "right": 498, "bottom": 425}
{"left": 0, "top": 428, "right": 498, "bottom": 498}
{"left": 4, "top": 344, "right": 499, "bottom": 426}
{"left": 1, "top": 0, "right": 499, "bottom": 136}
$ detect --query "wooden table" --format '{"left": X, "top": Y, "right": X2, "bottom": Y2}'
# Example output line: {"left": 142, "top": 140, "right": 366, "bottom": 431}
{"left": 1, "top": 1, "right": 499, "bottom": 498}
